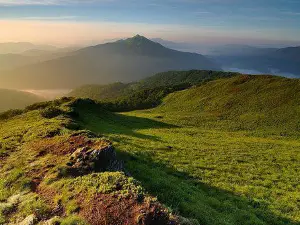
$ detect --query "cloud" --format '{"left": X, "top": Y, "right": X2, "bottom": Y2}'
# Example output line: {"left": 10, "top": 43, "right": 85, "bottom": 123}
{"left": 21, "top": 16, "right": 78, "bottom": 20}
{"left": 0, "top": 0, "right": 113, "bottom": 6}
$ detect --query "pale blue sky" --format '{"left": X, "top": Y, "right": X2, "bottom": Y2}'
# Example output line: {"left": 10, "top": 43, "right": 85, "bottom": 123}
{"left": 0, "top": 0, "right": 299, "bottom": 46}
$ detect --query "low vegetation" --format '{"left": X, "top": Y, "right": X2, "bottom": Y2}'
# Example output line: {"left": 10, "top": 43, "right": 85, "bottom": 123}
{"left": 74, "top": 74, "right": 300, "bottom": 224}
{"left": 0, "top": 98, "right": 179, "bottom": 225}
{"left": 70, "top": 70, "right": 240, "bottom": 112}
{"left": 1, "top": 73, "right": 300, "bottom": 225}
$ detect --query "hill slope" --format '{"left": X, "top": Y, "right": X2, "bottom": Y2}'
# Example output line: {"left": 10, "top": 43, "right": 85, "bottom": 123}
{"left": 69, "top": 70, "right": 239, "bottom": 111}
{"left": 0, "top": 35, "right": 221, "bottom": 89}
{"left": 0, "top": 89, "right": 43, "bottom": 112}
{"left": 0, "top": 98, "right": 181, "bottom": 225}
{"left": 151, "top": 75, "right": 300, "bottom": 131}
{"left": 1, "top": 77, "right": 300, "bottom": 224}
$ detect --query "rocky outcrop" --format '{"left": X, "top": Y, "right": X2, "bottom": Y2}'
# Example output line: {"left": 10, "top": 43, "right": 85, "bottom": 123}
{"left": 62, "top": 140, "right": 124, "bottom": 176}
{"left": 18, "top": 214, "right": 37, "bottom": 225}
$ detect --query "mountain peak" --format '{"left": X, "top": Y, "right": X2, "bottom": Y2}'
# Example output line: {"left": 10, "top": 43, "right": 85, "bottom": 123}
{"left": 124, "top": 35, "right": 156, "bottom": 46}
{"left": 132, "top": 34, "right": 148, "bottom": 40}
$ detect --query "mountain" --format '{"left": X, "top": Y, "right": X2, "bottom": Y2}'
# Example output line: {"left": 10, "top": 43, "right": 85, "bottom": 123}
{"left": 209, "top": 46, "right": 300, "bottom": 77}
{"left": 0, "top": 42, "right": 58, "bottom": 54}
{"left": 0, "top": 89, "right": 44, "bottom": 112}
{"left": 0, "top": 47, "right": 76, "bottom": 71}
{"left": 0, "top": 35, "right": 221, "bottom": 89}
{"left": 0, "top": 54, "right": 38, "bottom": 71}
{"left": 208, "top": 44, "right": 278, "bottom": 56}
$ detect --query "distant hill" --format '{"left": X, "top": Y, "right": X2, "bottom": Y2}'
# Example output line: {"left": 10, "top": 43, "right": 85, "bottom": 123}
{"left": 0, "top": 42, "right": 57, "bottom": 54}
{"left": 0, "top": 89, "right": 43, "bottom": 112}
{"left": 134, "top": 70, "right": 239, "bottom": 89}
{"left": 0, "top": 35, "right": 221, "bottom": 89}
{"left": 210, "top": 46, "right": 300, "bottom": 77}
{"left": 152, "top": 75, "right": 300, "bottom": 131}
{"left": 0, "top": 54, "right": 38, "bottom": 71}
{"left": 69, "top": 70, "right": 240, "bottom": 111}
{"left": 0, "top": 47, "right": 76, "bottom": 71}
{"left": 70, "top": 82, "right": 130, "bottom": 101}
{"left": 69, "top": 70, "right": 239, "bottom": 100}
{"left": 208, "top": 44, "right": 278, "bottom": 56}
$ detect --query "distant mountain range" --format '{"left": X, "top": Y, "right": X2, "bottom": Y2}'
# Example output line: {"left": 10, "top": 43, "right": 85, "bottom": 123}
{"left": 0, "top": 89, "right": 43, "bottom": 112}
{"left": 0, "top": 35, "right": 221, "bottom": 89}
{"left": 0, "top": 43, "right": 78, "bottom": 71}
{"left": 0, "top": 42, "right": 58, "bottom": 54}
{"left": 0, "top": 37, "right": 299, "bottom": 90}
{"left": 210, "top": 46, "right": 300, "bottom": 77}
{"left": 151, "top": 40, "right": 300, "bottom": 77}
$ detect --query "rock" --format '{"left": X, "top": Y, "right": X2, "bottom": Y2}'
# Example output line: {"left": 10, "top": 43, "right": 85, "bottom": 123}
{"left": 64, "top": 139, "right": 123, "bottom": 176}
{"left": 19, "top": 214, "right": 37, "bottom": 225}
{"left": 40, "top": 216, "right": 60, "bottom": 225}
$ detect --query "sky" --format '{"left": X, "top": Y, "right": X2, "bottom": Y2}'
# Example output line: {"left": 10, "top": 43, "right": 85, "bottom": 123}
{"left": 0, "top": 0, "right": 300, "bottom": 46}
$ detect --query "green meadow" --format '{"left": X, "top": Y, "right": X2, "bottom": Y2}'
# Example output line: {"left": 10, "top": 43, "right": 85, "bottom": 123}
{"left": 77, "top": 106, "right": 300, "bottom": 225}
{"left": 76, "top": 75, "right": 300, "bottom": 225}
{"left": 1, "top": 74, "right": 300, "bottom": 225}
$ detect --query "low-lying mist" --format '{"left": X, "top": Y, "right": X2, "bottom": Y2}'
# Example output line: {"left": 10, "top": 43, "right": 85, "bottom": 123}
{"left": 23, "top": 89, "right": 71, "bottom": 100}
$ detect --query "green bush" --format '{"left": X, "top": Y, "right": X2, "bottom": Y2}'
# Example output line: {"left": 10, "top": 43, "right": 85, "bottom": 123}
{"left": 40, "top": 107, "right": 64, "bottom": 119}
{"left": 25, "top": 101, "right": 53, "bottom": 111}
{"left": 0, "top": 109, "right": 24, "bottom": 120}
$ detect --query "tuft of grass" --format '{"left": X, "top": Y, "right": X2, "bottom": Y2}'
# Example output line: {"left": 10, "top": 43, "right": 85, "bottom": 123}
{"left": 50, "top": 172, "right": 144, "bottom": 200}
{"left": 59, "top": 215, "right": 90, "bottom": 225}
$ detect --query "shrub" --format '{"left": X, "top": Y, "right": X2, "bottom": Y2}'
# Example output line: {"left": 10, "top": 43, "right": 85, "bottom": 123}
{"left": 0, "top": 109, "right": 24, "bottom": 120}
{"left": 18, "top": 194, "right": 52, "bottom": 220}
{"left": 40, "top": 107, "right": 64, "bottom": 119}
{"left": 25, "top": 101, "right": 52, "bottom": 111}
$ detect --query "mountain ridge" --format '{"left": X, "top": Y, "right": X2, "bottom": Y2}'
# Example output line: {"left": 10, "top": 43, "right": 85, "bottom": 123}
{"left": 0, "top": 35, "right": 221, "bottom": 89}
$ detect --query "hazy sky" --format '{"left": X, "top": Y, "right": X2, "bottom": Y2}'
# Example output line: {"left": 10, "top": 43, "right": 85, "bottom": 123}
{"left": 0, "top": 0, "right": 299, "bottom": 46}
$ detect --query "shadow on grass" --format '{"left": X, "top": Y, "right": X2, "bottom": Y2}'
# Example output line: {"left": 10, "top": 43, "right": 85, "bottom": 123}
{"left": 119, "top": 150, "right": 299, "bottom": 225}
{"left": 77, "top": 108, "right": 177, "bottom": 141}
{"left": 77, "top": 108, "right": 298, "bottom": 225}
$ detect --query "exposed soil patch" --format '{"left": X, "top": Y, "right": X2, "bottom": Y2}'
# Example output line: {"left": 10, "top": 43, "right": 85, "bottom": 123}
{"left": 37, "top": 184, "right": 65, "bottom": 217}
{"left": 28, "top": 135, "right": 109, "bottom": 156}
{"left": 80, "top": 194, "right": 178, "bottom": 225}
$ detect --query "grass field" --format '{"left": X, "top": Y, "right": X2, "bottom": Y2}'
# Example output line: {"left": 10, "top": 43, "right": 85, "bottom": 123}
{"left": 77, "top": 95, "right": 300, "bottom": 225}
{"left": 1, "top": 75, "right": 300, "bottom": 225}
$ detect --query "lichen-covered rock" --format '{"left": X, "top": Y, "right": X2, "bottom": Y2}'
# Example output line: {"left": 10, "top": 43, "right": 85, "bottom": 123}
{"left": 40, "top": 216, "right": 60, "bottom": 225}
{"left": 63, "top": 139, "right": 123, "bottom": 176}
{"left": 18, "top": 214, "right": 37, "bottom": 225}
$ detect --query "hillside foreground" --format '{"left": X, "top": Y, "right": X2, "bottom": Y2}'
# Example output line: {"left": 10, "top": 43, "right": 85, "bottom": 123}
{"left": 0, "top": 75, "right": 300, "bottom": 225}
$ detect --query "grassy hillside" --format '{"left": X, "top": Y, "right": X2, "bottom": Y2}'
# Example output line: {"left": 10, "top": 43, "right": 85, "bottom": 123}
{"left": 134, "top": 70, "right": 240, "bottom": 89}
{"left": 1, "top": 75, "right": 300, "bottom": 225}
{"left": 69, "top": 70, "right": 239, "bottom": 111}
{"left": 0, "top": 89, "right": 43, "bottom": 112}
{"left": 70, "top": 82, "right": 130, "bottom": 100}
{"left": 150, "top": 75, "right": 300, "bottom": 132}
{"left": 0, "top": 98, "right": 181, "bottom": 225}
{"left": 72, "top": 75, "right": 300, "bottom": 224}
